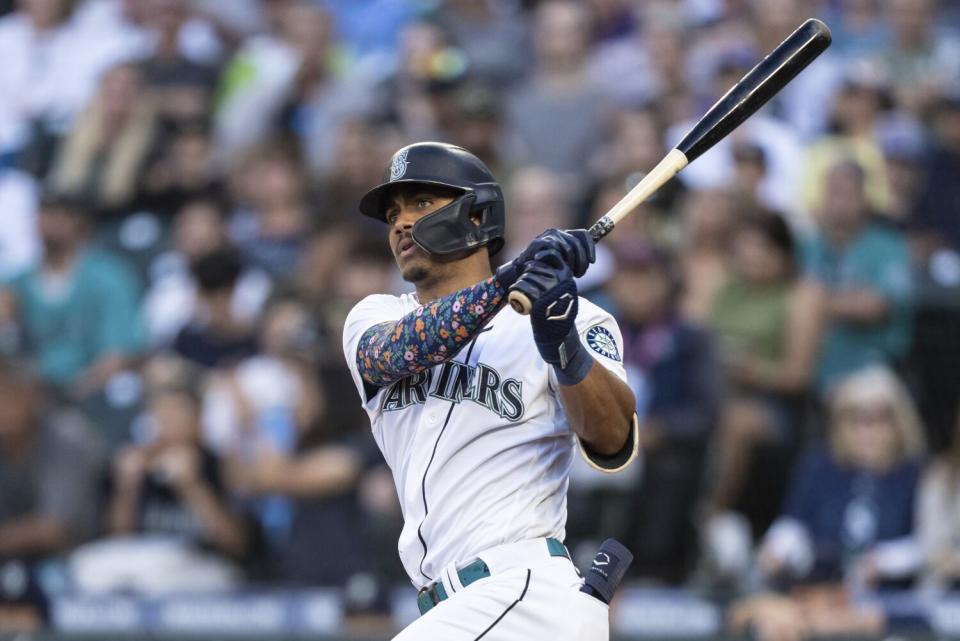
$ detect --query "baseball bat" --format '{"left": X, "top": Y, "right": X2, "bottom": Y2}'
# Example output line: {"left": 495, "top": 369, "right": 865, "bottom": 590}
{"left": 509, "top": 18, "right": 832, "bottom": 314}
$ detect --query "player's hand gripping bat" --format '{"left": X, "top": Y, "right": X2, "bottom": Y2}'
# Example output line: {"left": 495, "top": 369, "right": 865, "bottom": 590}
{"left": 509, "top": 18, "right": 832, "bottom": 315}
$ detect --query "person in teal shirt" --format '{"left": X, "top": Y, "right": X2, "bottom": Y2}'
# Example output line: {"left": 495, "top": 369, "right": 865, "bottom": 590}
{"left": 1, "top": 194, "right": 145, "bottom": 394}
{"left": 803, "top": 161, "right": 913, "bottom": 394}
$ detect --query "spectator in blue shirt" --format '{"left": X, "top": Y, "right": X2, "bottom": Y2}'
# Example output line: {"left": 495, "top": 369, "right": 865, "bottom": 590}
{"left": 0, "top": 193, "right": 145, "bottom": 397}
{"left": 731, "top": 366, "right": 925, "bottom": 640}
{"left": 760, "top": 366, "right": 925, "bottom": 585}
{"left": 803, "top": 160, "right": 913, "bottom": 394}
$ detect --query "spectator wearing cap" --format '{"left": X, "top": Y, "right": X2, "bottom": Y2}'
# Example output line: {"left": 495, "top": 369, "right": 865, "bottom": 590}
{"left": 0, "top": 193, "right": 145, "bottom": 397}
{"left": 803, "top": 160, "right": 913, "bottom": 395}
{"left": 604, "top": 240, "right": 722, "bottom": 583}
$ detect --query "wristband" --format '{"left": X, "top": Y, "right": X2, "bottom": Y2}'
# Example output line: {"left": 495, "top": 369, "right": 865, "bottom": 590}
{"left": 553, "top": 327, "right": 594, "bottom": 386}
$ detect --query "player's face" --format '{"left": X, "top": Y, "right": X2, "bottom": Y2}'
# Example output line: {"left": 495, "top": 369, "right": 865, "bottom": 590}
{"left": 385, "top": 190, "right": 456, "bottom": 283}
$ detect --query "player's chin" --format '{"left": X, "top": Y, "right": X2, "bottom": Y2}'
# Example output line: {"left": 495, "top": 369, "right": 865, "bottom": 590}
{"left": 400, "top": 258, "right": 431, "bottom": 284}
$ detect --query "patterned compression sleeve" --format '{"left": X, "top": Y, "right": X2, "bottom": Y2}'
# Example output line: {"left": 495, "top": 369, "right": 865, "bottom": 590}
{"left": 357, "top": 276, "right": 507, "bottom": 386}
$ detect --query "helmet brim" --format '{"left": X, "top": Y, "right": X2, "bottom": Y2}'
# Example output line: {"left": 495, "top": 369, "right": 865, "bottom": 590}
{"left": 358, "top": 179, "right": 469, "bottom": 222}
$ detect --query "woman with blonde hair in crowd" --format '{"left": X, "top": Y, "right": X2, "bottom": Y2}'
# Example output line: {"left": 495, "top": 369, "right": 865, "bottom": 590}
{"left": 48, "top": 61, "right": 158, "bottom": 216}
{"left": 731, "top": 366, "right": 926, "bottom": 640}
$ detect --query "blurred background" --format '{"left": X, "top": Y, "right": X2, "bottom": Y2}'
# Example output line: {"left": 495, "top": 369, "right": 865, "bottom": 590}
{"left": 0, "top": 0, "right": 959, "bottom": 639}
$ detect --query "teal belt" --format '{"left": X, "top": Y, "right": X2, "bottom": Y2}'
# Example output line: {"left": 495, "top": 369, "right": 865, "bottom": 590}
{"left": 417, "top": 538, "right": 570, "bottom": 615}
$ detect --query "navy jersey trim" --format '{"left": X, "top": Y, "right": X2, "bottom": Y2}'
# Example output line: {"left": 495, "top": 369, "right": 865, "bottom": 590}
{"left": 415, "top": 330, "right": 487, "bottom": 581}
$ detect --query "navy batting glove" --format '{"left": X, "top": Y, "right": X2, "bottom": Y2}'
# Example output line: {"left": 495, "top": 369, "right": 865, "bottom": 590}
{"left": 495, "top": 229, "right": 596, "bottom": 288}
{"left": 512, "top": 249, "right": 594, "bottom": 386}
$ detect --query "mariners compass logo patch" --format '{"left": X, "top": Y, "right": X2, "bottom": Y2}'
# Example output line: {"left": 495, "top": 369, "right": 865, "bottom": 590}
{"left": 586, "top": 326, "right": 621, "bottom": 361}
{"left": 390, "top": 149, "right": 410, "bottom": 181}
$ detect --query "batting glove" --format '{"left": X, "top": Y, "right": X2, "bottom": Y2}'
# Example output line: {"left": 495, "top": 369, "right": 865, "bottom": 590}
{"left": 495, "top": 228, "right": 596, "bottom": 287}
{"left": 512, "top": 248, "right": 594, "bottom": 386}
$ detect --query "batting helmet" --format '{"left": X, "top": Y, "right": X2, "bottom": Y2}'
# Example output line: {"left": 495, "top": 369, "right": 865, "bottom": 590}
{"left": 358, "top": 142, "right": 506, "bottom": 256}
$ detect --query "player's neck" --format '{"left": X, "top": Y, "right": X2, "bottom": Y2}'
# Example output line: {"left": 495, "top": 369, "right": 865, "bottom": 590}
{"left": 414, "top": 261, "right": 493, "bottom": 303}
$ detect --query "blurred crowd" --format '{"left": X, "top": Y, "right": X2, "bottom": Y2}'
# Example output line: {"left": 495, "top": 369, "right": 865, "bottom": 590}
{"left": 1, "top": 0, "right": 960, "bottom": 637}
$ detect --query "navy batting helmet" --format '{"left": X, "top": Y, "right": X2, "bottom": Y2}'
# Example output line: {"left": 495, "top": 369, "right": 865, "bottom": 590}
{"left": 358, "top": 142, "right": 506, "bottom": 256}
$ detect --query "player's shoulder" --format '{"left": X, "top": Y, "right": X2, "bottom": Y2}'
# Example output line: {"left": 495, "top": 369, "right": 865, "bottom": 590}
{"left": 576, "top": 296, "right": 624, "bottom": 364}
{"left": 345, "top": 292, "right": 415, "bottom": 319}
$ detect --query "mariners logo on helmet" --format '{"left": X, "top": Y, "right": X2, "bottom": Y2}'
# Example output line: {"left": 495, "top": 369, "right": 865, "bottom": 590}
{"left": 390, "top": 149, "right": 410, "bottom": 181}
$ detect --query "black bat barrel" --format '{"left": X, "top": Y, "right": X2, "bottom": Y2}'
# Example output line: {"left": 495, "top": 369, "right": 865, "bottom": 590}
{"left": 677, "top": 18, "right": 832, "bottom": 163}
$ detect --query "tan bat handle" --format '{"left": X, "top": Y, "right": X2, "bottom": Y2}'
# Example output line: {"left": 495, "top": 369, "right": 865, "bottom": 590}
{"left": 508, "top": 148, "right": 689, "bottom": 315}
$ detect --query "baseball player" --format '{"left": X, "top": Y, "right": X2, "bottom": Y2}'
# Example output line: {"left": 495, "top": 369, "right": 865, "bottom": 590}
{"left": 342, "top": 142, "right": 638, "bottom": 640}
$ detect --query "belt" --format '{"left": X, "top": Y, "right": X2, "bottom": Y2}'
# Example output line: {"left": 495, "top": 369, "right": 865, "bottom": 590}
{"left": 417, "top": 538, "right": 570, "bottom": 615}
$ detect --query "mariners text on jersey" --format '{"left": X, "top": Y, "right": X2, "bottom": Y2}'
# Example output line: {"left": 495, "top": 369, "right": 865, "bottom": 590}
{"left": 381, "top": 361, "right": 525, "bottom": 420}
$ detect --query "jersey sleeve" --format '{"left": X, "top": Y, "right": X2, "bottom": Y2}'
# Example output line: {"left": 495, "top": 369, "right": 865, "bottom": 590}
{"left": 342, "top": 294, "right": 405, "bottom": 411}
{"left": 550, "top": 298, "right": 639, "bottom": 473}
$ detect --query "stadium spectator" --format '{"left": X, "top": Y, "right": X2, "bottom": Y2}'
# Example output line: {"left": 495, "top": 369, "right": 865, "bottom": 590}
{"left": 142, "top": 197, "right": 270, "bottom": 346}
{"left": 212, "top": 297, "right": 376, "bottom": 588}
{"left": 803, "top": 160, "right": 913, "bottom": 394}
{"left": 605, "top": 241, "right": 722, "bottom": 583}
{"left": 908, "top": 90, "right": 960, "bottom": 451}
{"left": 72, "top": 362, "right": 251, "bottom": 594}
{"left": 0, "top": 0, "right": 132, "bottom": 166}
{"left": 228, "top": 144, "right": 311, "bottom": 279}
{"left": 732, "top": 367, "right": 924, "bottom": 639}
{"left": 47, "top": 62, "right": 159, "bottom": 217}
{"left": 917, "top": 403, "right": 960, "bottom": 594}
{"left": 587, "top": 2, "right": 687, "bottom": 107}
{"left": 917, "top": 404, "right": 960, "bottom": 593}
{"left": 434, "top": 0, "right": 531, "bottom": 87}
{"left": 0, "top": 361, "right": 102, "bottom": 561}
{"left": 506, "top": 0, "right": 610, "bottom": 185}
{"left": 139, "top": 121, "right": 222, "bottom": 219}
{"left": 0, "top": 193, "right": 144, "bottom": 396}
{"left": 701, "top": 213, "right": 824, "bottom": 585}
{"left": 678, "top": 187, "right": 736, "bottom": 324}
{"left": 801, "top": 62, "right": 893, "bottom": 219}
{"left": 215, "top": 1, "right": 373, "bottom": 174}
{"left": 871, "top": 0, "right": 960, "bottom": 116}
{"left": 171, "top": 246, "right": 258, "bottom": 368}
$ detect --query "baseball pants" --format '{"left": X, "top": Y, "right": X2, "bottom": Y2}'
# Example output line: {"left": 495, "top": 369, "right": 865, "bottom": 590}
{"left": 394, "top": 540, "right": 609, "bottom": 641}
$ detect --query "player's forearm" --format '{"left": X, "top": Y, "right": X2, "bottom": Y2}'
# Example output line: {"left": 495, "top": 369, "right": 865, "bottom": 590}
{"left": 356, "top": 275, "right": 508, "bottom": 386}
{"left": 558, "top": 362, "right": 635, "bottom": 455}
{"left": 828, "top": 290, "right": 890, "bottom": 323}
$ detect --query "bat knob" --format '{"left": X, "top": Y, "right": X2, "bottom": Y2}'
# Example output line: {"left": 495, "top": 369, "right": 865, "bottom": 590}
{"left": 508, "top": 290, "right": 533, "bottom": 315}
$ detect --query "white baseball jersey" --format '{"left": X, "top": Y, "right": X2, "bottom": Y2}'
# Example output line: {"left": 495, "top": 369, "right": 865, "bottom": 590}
{"left": 343, "top": 292, "right": 631, "bottom": 588}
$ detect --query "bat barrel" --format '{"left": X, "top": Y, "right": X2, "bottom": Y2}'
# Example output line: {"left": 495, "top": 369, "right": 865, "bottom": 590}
{"left": 676, "top": 18, "right": 832, "bottom": 163}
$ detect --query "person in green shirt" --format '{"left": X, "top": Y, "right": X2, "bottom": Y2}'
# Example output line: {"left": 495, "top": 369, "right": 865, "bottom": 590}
{"left": 802, "top": 161, "right": 913, "bottom": 394}
{"left": 0, "top": 193, "right": 145, "bottom": 397}
{"left": 702, "top": 211, "right": 824, "bottom": 583}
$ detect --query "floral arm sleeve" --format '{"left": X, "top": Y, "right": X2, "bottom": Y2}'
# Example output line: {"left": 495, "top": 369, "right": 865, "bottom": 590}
{"left": 357, "top": 276, "right": 507, "bottom": 386}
